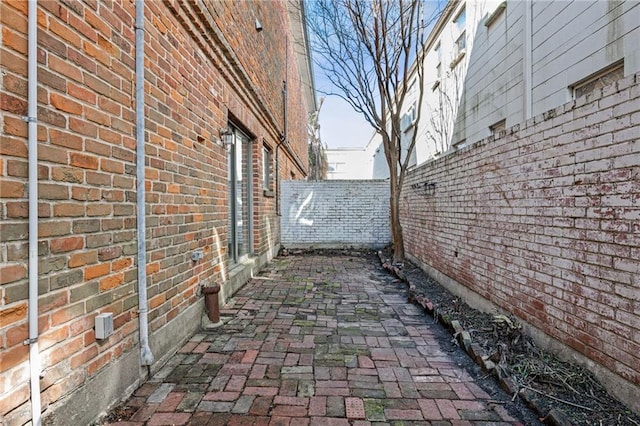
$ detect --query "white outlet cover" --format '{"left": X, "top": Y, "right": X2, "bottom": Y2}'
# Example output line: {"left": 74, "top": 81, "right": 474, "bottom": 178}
{"left": 95, "top": 313, "right": 114, "bottom": 339}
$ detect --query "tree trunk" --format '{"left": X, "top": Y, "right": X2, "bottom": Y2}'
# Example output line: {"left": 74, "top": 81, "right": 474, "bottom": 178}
{"left": 389, "top": 171, "right": 405, "bottom": 264}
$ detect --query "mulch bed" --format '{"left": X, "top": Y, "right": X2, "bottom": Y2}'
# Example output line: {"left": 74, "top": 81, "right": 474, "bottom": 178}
{"left": 376, "top": 248, "right": 640, "bottom": 426}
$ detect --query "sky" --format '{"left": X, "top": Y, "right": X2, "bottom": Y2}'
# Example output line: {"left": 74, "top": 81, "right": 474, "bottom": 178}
{"left": 317, "top": 95, "right": 375, "bottom": 149}
{"left": 310, "top": 25, "right": 376, "bottom": 150}
{"left": 308, "top": 0, "right": 446, "bottom": 150}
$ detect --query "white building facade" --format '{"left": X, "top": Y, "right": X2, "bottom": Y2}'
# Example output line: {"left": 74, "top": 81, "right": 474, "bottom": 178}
{"left": 325, "top": 0, "right": 639, "bottom": 178}
{"left": 326, "top": 133, "right": 387, "bottom": 179}
{"left": 405, "top": 0, "right": 640, "bottom": 164}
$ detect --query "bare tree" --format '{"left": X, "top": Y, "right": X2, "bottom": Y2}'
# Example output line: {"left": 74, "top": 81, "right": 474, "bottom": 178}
{"left": 308, "top": 98, "right": 328, "bottom": 180}
{"left": 424, "top": 65, "right": 463, "bottom": 155}
{"left": 306, "top": 0, "right": 440, "bottom": 263}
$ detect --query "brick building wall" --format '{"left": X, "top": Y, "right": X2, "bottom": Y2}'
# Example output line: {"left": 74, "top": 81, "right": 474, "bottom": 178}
{"left": 0, "top": 1, "right": 312, "bottom": 424}
{"left": 281, "top": 180, "right": 391, "bottom": 248}
{"left": 401, "top": 73, "right": 640, "bottom": 411}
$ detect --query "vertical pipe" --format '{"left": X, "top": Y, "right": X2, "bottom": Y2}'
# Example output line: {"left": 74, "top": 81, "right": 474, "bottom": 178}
{"left": 523, "top": 0, "right": 533, "bottom": 119}
{"left": 135, "top": 0, "right": 154, "bottom": 366}
{"left": 283, "top": 35, "right": 289, "bottom": 144}
{"left": 276, "top": 36, "right": 289, "bottom": 215}
{"left": 27, "top": 1, "right": 42, "bottom": 424}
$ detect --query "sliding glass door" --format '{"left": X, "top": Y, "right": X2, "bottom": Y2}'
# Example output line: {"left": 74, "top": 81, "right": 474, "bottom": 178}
{"left": 227, "top": 125, "right": 252, "bottom": 263}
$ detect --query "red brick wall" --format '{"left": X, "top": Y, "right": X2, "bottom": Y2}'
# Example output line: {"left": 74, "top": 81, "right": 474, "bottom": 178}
{"left": 0, "top": 0, "right": 311, "bottom": 423}
{"left": 402, "top": 74, "right": 640, "bottom": 392}
{"left": 1, "top": 2, "right": 141, "bottom": 422}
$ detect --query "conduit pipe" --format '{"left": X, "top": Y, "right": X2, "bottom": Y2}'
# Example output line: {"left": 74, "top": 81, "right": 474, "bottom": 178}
{"left": 135, "top": 0, "right": 154, "bottom": 366}
{"left": 26, "top": 1, "right": 42, "bottom": 424}
{"left": 24, "top": 0, "right": 42, "bottom": 426}
{"left": 275, "top": 37, "right": 289, "bottom": 216}
{"left": 275, "top": 79, "right": 287, "bottom": 216}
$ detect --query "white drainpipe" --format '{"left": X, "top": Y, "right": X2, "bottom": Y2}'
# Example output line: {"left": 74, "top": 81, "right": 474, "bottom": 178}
{"left": 135, "top": 0, "right": 154, "bottom": 365}
{"left": 26, "top": 1, "right": 42, "bottom": 424}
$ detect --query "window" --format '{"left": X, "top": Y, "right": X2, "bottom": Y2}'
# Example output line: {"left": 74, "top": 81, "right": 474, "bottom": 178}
{"left": 227, "top": 125, "right": 252, "bottom": 263}
{"left": 401, "top": 103, "right": 417, "bottom": 132}
{"left": 454, "top": 6, "right": 466, "bottom": 33}
{"left": 490, "top": 119, "right": 506, "bottom": 136}
{"left": 456, "top": 30, "right": 466, "bottom": 52}
{"left": 452, "top": 6, "right": 466, "bottom": 62}
{"left": 432, "top": 42, "right": 442, "bottom": 90}
{"left": 455, "top": 31, "right": 466, "bottom": 56}
{"left": 262, "top": 144, "right": 272, "bottom": 191}
{"left": 327, "top": 162, "right": 345, "bottom": 174}
{"left": 571, "top": 61, "right": 624, "bottom": 99}
{"left": 432, "top": 65, "right": 442, "bottom": 90}
{"left": 435, "top": 42, "right": 442, "bottom": 79}
{"left": 450, "top": 31, "right": 466, "bottom": 68}
{"left": 408, "top": 78, "right": 417, "bottom": 97}
{"left": 454, "top": 138, "right": 466, "bottom": 149}
{"left": 404, "top": 78, "right": 418, "bottom": 129}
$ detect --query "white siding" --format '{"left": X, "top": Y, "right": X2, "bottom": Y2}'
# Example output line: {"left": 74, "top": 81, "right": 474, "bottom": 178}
{"left": 530, "top": 0, "right": 639, "bottom": 115}
{"left": 409, "top": 0, "right": 640, "bottom": 167}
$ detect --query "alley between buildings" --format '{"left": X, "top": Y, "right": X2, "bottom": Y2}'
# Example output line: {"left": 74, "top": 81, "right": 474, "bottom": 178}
{"left": 102, "top": 252, "right": 534, "bottom": 425}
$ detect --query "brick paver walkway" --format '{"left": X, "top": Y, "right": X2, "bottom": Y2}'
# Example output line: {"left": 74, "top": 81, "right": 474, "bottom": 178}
{"left": 106, "top": 253, "right": 523, "bottom": 425}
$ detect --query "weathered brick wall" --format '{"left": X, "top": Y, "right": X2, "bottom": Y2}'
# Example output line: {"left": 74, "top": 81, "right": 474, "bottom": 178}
{"left": 402, "top": 73, "right": 640, "bottom": 404}
{"left": 1, "top": 2, "right": 141, "bottom": 422}
{"left": 189, "top": 1, "right": 310, "bottom": 257}
{"left": 0, "top": 1, "right": 310, "bottom": 424}
{"left": 281, "top": 180, "right": 391, "bottom": 248}
{"left": 201, "top": 0, "right": 311, "bottom": 166}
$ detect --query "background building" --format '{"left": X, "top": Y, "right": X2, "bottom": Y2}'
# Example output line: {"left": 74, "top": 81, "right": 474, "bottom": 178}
{"left": 411, "top": 0, "right": 639, "bottom": 161}
{"left": 325, "top": 147, "right": 374, "bottom": 180}
{"left": 307, "top": 0, "right": 638, "bottom": 181}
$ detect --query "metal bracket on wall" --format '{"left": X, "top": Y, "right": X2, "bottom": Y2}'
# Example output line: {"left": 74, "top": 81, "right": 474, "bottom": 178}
{"left": 191, "top": 249, "right": 204, "bottom": 261}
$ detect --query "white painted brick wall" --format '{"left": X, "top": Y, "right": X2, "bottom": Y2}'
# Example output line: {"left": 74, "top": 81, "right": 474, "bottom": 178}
{"left": 281, "top": 180, "right": 391, "bottom": 248}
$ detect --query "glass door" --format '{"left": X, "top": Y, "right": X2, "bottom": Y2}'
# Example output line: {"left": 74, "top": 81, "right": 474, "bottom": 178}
{"left": 227, "top": 125, "right": 252, "bottom": 263}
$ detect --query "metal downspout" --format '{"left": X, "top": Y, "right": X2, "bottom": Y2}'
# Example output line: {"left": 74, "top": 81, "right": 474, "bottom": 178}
{"left": 135, "top": 0, "right": 154, "bottom": 366}
{"left": 275, "top": 78, "right": 287, "bottom": 216}
{"left": 276, "top": 36, "right": 289, "bottom": 215}
{"left": 26, "top": 1, "right": 42, "bottom": 424}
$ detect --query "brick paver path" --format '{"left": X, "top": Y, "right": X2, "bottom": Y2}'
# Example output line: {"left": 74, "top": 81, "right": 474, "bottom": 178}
{"left": 106, "top": 253, "right": 523, "bottom": 425}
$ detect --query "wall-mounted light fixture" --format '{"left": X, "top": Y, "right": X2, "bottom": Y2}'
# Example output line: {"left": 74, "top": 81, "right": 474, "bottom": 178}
{"left": 255, "top": 19, "right": 263, "bottom": 32}
{"left": 219, "top": 127, "right": 233, "bottom": 147}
